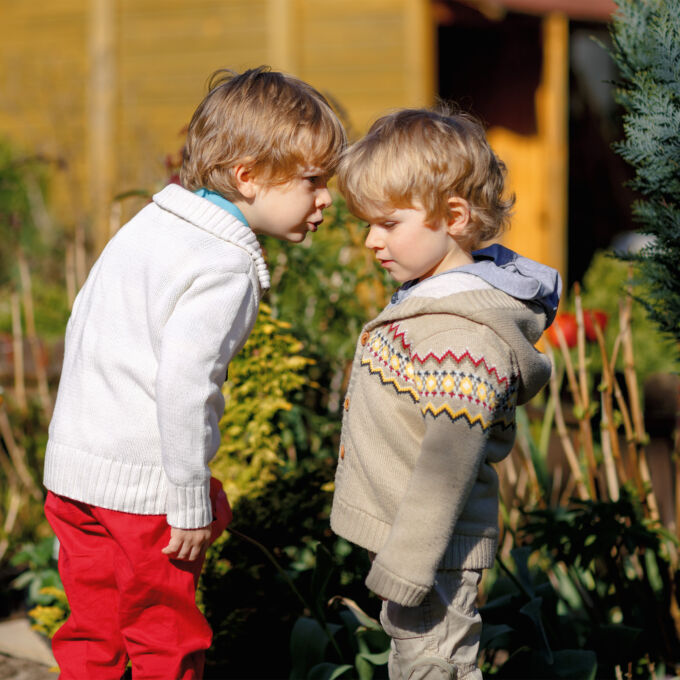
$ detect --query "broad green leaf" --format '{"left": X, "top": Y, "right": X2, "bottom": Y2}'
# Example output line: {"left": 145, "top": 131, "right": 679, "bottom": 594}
{"left": 518, "top": 597, "right": 553, "bottom": 664}
{"left": 479, "top": 623, "right": 514, "bottom": 648}
{"left": 308, "top": 663, "right": 354, "bottom": 680}
{"left": 329, "top": 596, "right": 382, "bottom": 630}
{"left": 549, "top": 650, "right": 598, "bottom": 680}
{"left": 290, "top": 617, "right": 333, "bottom": 679}
{"left": 358, "top": 649, "right": 390, "bottom": 665}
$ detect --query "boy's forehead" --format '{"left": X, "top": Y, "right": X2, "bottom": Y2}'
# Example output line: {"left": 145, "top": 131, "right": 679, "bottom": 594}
{"left": 361, "top": 199, "right": 421, "bottom": 223}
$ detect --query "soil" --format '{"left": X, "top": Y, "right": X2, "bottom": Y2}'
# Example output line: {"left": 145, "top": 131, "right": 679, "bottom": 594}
{"left": 0, "top": 654, "right": 54, "bottom": 679}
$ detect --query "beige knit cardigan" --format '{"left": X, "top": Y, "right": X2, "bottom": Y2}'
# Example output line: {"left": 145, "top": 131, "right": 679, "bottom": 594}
{"left": 330, "top": 287, "right": 551, "bottom": 606}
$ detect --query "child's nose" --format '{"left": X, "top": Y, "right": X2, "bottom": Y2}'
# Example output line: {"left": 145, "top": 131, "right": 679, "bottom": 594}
{"left": 316, "top": 186, "right": 332, "bottom": 209}
{"left": 365, "top": 225, "right": 381, "bottom": 249}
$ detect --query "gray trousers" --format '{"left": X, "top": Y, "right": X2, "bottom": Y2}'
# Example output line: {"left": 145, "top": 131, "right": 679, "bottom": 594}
{"left": 379, "top": 569, "right": 483, "bottom": 680}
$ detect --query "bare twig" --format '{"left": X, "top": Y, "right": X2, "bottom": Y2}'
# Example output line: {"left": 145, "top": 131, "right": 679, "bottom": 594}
{"left": 0, "top": 401, "right": 41, "bottom": 500}
{"left": 10, "top": 290, "right": 27, "bottom": 411}
{"left": 17, "top": 250, "right": 53, "bottom": 419}
{"left": 545, "top": 344, "right": 589, "bottom": 500}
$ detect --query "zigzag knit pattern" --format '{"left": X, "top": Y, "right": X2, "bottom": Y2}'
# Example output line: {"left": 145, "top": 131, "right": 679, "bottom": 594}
{"left": 361, "top": 322, "right": 518, "bottom": 430}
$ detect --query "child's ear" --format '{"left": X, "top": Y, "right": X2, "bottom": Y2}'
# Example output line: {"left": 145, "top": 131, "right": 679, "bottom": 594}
{"left": 233, "top": 163, "right": 257, "bottom": 199}
{"left": 446, "top": 196, "right": 471, "bottom": 237}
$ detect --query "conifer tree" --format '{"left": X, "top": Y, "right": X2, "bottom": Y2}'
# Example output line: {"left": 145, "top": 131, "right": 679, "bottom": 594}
{"left": 608, "top": 0, "right": 680, "bottom": 347}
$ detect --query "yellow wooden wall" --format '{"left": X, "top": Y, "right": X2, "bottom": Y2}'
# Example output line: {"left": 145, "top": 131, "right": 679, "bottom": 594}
{"left": 490, "top": 12, "right": 568, "bottom": 278}
{"left": 0, "top": 0, "right": 565, "bottom": 280}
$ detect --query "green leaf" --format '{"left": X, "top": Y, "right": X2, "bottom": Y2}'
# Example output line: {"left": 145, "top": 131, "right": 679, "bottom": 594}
{"left": 311, "top": 543, "right": 336, "bottom": 622}
{"left": 357, "top": 649, "right": 390, "bottom": 666}
{"left": 355, "top": 652, "right": 373, "bottom": 680}
{"left": 518, "top": 597, "right": 553, "bottom": 664}
{"left": 308, "top": 663, "right": 354, "bottom": 680}
{"left": 516, "top": 405, "right": 550, "bottom": 495}
{"left": 479, "top": 623, "right": 514, "bottom": 648}
{"left": 549, "top": 650, "right": 598, "bottom": 680}
{"left": 329, "top": 596, "right": 382, "bottom": 630}
{"left": 290, "top": 617, "right": 333, "bottom": 679}
{"left": 509, "top": 546, "right": 535, "bottom": 596}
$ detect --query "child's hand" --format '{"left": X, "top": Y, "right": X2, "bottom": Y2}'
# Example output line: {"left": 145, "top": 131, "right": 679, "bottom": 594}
{"left": 162, "top": 526, "right": 212, "bottom": 561}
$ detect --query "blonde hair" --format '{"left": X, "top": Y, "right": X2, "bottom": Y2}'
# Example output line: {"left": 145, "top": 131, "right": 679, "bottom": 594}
{"left": 181, "top": 66, "right": 346, "bottom": 199}
{"left": 337, "top": 107, "right": 514, "bottom": 248}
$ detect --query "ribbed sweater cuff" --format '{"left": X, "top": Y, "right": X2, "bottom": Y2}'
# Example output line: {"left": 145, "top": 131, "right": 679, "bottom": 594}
{"left": 365, "top": 560, "right": 429, "bottom": 607}
{"left": 166, "top": 482, "right": 212, "bottom": 529}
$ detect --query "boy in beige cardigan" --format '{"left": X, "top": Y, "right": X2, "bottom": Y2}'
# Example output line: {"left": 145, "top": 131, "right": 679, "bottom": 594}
{"left": 330, "top": 108, "right": 561, "bottom": 679}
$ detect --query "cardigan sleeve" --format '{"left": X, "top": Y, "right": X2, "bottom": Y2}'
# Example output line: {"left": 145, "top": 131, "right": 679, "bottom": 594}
{"left": 365, "top": 325, "right": 516, "bottom": 606}
{"left": 155, "top": 268, "right": 256, "bottom": 529}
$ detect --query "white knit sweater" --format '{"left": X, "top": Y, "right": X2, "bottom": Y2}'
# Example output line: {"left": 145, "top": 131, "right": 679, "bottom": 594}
{"left": 44, "top": 184, "right": 270, "bottom": 528}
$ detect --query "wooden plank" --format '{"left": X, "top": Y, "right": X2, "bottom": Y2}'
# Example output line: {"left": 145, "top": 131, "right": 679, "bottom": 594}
{"left": 537, "top": 11, "right": 568, "bottom": 280}
{"left": 88, "top": 0, "right": 117, "bottom": 254}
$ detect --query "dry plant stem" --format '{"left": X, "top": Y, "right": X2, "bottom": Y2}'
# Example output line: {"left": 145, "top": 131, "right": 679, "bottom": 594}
{"left": 616, "top": 299, "right": 643, "bottom": 490}
{"left": 10, "top": 290, "right": 27, "bottom": 411}
{"left": 553, "top": 321, "right": 581, "bottom": 410}
{"left": 75, "top": 219, "right": 88, "bottom": 290}
{"left": 0, "top": 486, "right": 22, "bottom": 562}
{"left": 0, "top": 403, "right": 41, "bottom": 500}
{"left": 516, "top": 436, "right": 543, "bottom": 506}
{"left": 546, "top": 344, "right": 589, "bottom": 500}
{"left": 550, "top": 463, "right": 563, "bottom": 506}
{"left": 594, "top": 322, "right": 627, "bottom": 486}
{"left": 18, "top": 250, "right": 53, "bottom": 419}
{"left": 573, "top": 284, "right": 590, "bottom": 408}
{"left": 619, "top": 297, "right": 660, "bottom": 521}
{"left": 600, "top": 392, "right": 620, "bottom": 501}
{"left": 559, "top": 473, "right": 578, "bottom": 506}
{"left": 573, "top": 287, "right": 599, "bottom": 492}
{"left": 552, "top": 323, "right": 597, "bottom": 495}
{"left": 65, "top": 240, "right": 77, "bottom": 309}
{"left": 621, "top": 282, "right": 645, "bottom": 439}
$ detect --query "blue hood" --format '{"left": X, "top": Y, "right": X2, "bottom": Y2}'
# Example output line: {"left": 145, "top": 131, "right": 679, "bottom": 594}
{"left": 458, "top": 245, "right": 562, "bottom": 325}
{"left": 392, "top": 245, "right": 562, "bottom": 326}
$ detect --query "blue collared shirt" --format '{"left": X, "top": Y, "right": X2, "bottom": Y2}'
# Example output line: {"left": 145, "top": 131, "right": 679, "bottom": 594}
{"left": 194, "top": 188, "right": 249, "bottom": 227}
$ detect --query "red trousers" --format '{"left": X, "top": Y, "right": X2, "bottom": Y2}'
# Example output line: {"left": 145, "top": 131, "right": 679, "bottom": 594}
{"left": 45, "top": 490, "right": 224, "bottom": 680}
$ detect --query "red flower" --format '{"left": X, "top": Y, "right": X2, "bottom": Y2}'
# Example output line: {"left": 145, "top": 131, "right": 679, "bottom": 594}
{"left": 583, "top": 309, "right": 608, "bottom": 342}
{"left": 545, "top": 313, "right": 578, "bottom": 348}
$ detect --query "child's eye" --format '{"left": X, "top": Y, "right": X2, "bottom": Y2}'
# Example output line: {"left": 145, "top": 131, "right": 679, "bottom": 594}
{"left": 304, "top": 175, "right": 322, "bottom": 186}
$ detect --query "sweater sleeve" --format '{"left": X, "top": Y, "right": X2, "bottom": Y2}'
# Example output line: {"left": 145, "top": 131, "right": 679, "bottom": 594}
{"left": 156, "top": 269, "right": 255, "bottom": 529}
{"left": 365, "top": 327, "right": 515, "bottom": 606}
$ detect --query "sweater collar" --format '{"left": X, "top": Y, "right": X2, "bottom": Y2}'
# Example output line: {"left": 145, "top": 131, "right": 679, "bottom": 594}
{"left": 152, "top": 183, "right": 270, "bottom": 290}
{"left": 193, "top": 188, "right": 250, "bottom": 227}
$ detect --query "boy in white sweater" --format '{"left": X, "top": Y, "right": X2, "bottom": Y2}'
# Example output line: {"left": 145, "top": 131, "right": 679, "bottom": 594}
{"left": 43, "top": 66, "right": 345, "bottom": 679}
{"left": 331, "top": 108, "right": 560, "bottom": 679}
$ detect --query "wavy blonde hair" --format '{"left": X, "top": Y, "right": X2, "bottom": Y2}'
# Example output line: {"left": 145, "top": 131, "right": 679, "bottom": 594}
{"left": 180, "top": 66, "right": 346, "bottom": 199}
{"left": 337, "top": 107, "right": 514, "bottom": 248}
